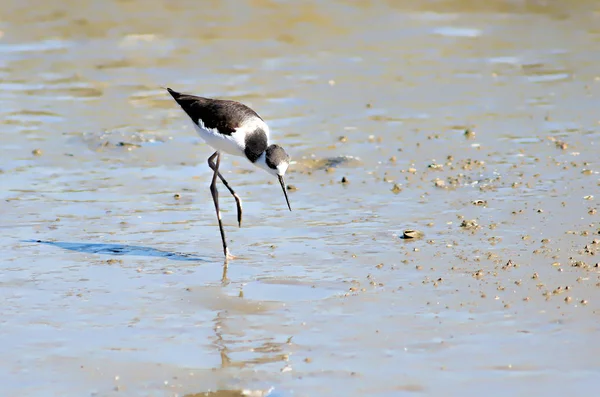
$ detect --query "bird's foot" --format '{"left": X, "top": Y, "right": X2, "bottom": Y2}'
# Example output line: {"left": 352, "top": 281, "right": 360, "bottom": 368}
{"left": 224, "top": 248, "right": 237, "bottom": 262}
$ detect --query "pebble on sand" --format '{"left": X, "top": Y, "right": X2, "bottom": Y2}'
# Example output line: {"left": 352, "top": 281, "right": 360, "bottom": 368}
{"left": 402, "top": 229, "right": 424, "bottom": 239}
{"left": 460, "top": 219, "right": 478, "bottom": 229}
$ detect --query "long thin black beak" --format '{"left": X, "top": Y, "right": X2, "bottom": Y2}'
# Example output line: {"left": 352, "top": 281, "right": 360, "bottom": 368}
{"left": 278, "top": 175, "right": 292, "bottom": 211}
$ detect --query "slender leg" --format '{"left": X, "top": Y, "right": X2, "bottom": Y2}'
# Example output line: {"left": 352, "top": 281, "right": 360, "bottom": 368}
{"left": 208, "top": 152, "right": 243, "bottom": 227}
{"left": 209, "top": 152, "right": 233, "bottom": 259}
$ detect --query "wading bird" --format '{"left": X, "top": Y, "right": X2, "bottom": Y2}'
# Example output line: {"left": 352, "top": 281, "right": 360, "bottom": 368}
{"left": 166, "top": 88, "right": 292, "bottom": 260}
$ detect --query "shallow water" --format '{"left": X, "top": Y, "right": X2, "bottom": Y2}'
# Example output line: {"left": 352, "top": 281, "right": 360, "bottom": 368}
{"left": 1, "top": 0, "right": 600, "bottom": 396}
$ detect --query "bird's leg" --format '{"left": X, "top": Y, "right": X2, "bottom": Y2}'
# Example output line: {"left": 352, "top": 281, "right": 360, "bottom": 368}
{"left": 208, "top": 152, "right": 234, "bottom": 259}
{"left": 208, "top": 152, "right": 243, "bottom": 227}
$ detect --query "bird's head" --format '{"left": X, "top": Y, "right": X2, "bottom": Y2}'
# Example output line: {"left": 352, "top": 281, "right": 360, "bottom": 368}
{"left": 257, "top": 144, "right": 292, "bottom": 211}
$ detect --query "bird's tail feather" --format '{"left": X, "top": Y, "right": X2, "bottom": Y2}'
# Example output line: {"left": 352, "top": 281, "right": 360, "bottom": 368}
{"left": 164, "top": 87, "right": 181, "bottom": 99}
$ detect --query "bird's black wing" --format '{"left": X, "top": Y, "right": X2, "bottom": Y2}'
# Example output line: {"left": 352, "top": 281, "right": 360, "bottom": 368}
{"left": 166, "top": 88, "right": 262, "bottom": 136}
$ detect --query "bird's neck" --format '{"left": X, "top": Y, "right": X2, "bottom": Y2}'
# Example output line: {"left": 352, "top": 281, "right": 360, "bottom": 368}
{"left": 254, "top": 151, "right": 277, "bottom": 176}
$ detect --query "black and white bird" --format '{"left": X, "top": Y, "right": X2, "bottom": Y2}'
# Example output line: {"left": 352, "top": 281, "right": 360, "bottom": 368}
{"left": 166, "top": 87, "right": 291, "bottom": 260}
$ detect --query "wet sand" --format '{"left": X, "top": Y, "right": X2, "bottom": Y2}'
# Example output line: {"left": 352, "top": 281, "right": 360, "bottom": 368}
{"left": 1, "top": 0, "right": 599, "bottom": 396}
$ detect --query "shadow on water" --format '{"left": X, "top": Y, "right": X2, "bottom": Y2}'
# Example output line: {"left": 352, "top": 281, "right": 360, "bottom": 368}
{"left": 26, "top": 240, "right": 208, "bottom": 262}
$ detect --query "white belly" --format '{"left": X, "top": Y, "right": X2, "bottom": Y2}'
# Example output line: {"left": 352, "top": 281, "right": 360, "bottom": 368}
{"left": 193, "top": 123, "right": 245, "bottom": 158}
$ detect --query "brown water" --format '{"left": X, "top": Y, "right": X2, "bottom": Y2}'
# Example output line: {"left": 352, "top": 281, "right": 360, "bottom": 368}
{"left": 1, "top": 1, "right": 600, "bottom": 396}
